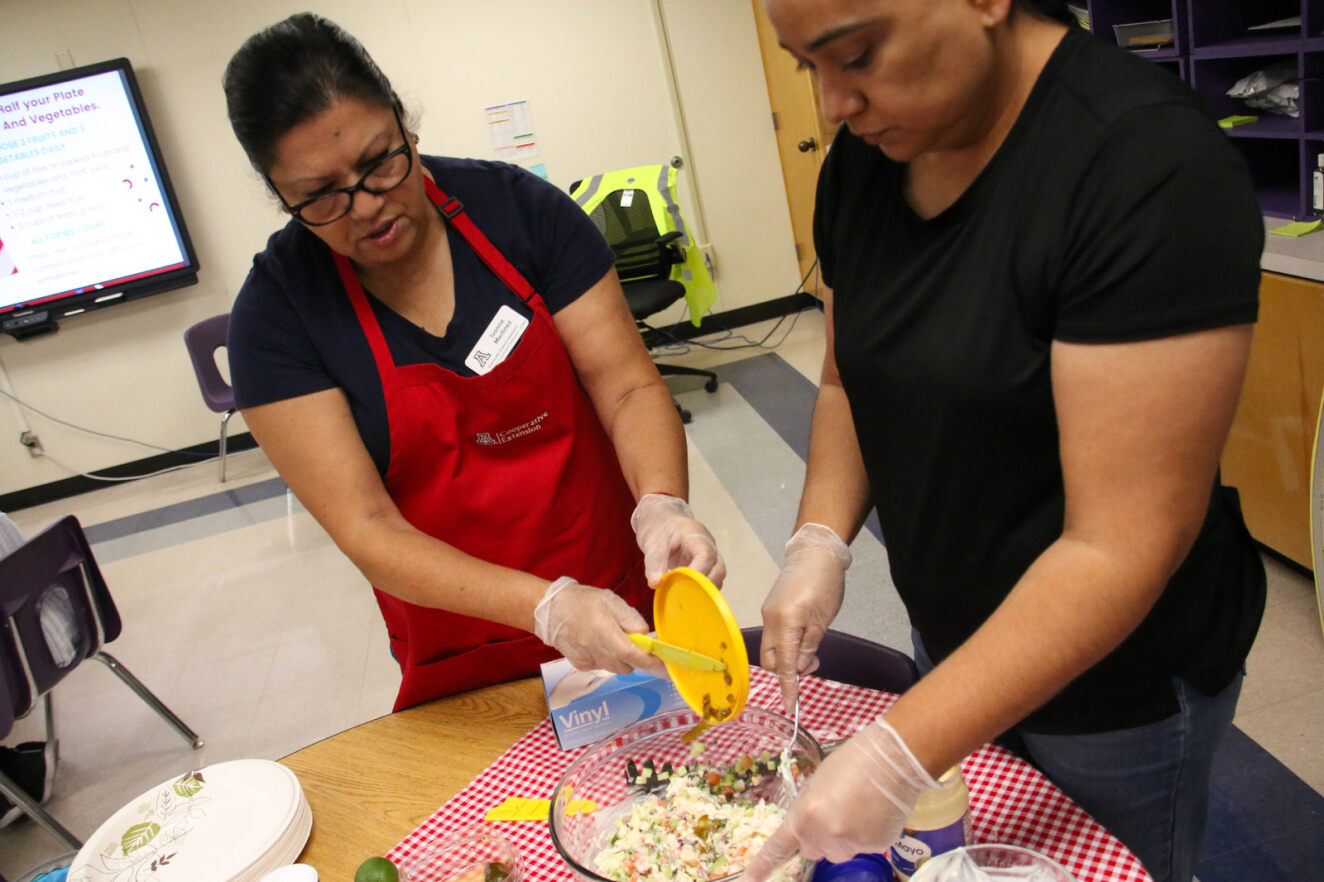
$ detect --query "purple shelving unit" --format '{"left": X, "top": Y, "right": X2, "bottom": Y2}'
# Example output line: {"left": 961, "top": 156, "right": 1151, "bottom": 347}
{"left": 1088, "top": 0, "right": 1324, "bottom": 217}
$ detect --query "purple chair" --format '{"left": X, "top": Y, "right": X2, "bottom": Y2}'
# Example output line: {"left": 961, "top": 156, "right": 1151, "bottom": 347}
{"left": 0, "top": 516, "right": 203, "bottom": 849}
{"left": 741, "top": 626, "right": 919, "bottom": 694}
{"left": 183, "top": 313, "right": 237, "bottom": 482}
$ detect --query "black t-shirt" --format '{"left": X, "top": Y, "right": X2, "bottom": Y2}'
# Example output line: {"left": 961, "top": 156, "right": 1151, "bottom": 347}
{"left": 815, "top": 28, "right": 1266, "bottom": 733}
{"left": 228, "top": 156, "right": 615, "bottom": 475}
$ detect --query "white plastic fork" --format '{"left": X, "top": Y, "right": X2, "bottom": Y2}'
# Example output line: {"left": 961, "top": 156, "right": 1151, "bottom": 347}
{"left": 778, "top": 674, "right": 801, "bottom": 798}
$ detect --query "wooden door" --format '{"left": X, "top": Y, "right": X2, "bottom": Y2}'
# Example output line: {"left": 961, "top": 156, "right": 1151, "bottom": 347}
{"left": 751, "top": 0, "right": 834, "bottom": 298}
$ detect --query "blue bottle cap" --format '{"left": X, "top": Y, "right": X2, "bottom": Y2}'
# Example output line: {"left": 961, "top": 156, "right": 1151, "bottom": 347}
{"left": 812, "top": 853, "right": 895, "bottom": 882}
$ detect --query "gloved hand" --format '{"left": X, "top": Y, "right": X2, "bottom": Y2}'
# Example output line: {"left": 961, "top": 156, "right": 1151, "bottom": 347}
{"left": 741, "top": 717, "right": 938, "bottom": 881}
{"left": 630, "top": 493, "right": 727, "bottom": 588}
{"left": 760, "top": 522, "right": 852, "bottom": 711}
{"left": 533, "top": 576, "right": 666, "bottom": 677}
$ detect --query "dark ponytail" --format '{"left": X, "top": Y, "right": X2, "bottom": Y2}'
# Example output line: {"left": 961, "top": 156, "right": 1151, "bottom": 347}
{"left": 1013, "top": 0, "right": 1077, "bottom": 27}
{"left": 223, "top": 13, "right": 403, "bottom": 175}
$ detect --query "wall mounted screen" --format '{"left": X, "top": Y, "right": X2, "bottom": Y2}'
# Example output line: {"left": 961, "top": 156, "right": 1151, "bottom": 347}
{"left": 0, "top": 57, "right": 198, "bottom": 338}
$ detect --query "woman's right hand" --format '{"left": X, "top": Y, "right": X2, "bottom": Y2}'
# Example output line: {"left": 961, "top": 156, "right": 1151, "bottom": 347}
{"left": 742, "top": 716, "right": 938, "bottom": 882}
{"left": 760, "top": 523, "right": 852, "bottom": 711}
{"left": 533, "top": 577, "right": 666, "bottom": 677}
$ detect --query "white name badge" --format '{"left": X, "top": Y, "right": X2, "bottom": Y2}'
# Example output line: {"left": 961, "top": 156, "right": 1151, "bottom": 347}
{"left": 465, "top": 304, "right": 530, "bottom": 375}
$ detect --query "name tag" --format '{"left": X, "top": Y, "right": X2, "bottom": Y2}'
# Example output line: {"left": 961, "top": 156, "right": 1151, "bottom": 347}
{"left": 465, "top": 304, "right": 529, "bottom": 375}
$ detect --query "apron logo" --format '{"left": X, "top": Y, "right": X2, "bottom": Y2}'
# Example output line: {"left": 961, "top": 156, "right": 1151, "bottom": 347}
{"left": 475, "top": 411, "right": 549, "bottom": 446}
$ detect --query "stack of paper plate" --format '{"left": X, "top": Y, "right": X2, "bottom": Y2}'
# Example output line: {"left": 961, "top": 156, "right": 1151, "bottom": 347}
{"left": 67, "top": 759, "right": 312, "bottom": 882}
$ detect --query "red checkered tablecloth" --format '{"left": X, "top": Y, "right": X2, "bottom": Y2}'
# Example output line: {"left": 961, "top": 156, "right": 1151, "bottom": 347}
{"left": 388, "top": 667, "right": 1151, "bottom": 882}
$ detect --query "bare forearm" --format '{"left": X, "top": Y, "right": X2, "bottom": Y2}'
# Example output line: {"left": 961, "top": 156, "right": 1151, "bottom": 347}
{"left": 884, "top": 328, "right": 1250, "bottom": 774}
{"left": 796, "top": 381, "right": 874, "bottom": 540}
{"left": 335, "top": 511, "right": 550, "bottom": 631}
{"left": 599, "top": 378, "right": 690, "bottom": 500}
{"left": 554, "top": 271, "right": 690, "bottom": 501}
{"left": 884, "top": 536, "right": 1172, "bottom": 776}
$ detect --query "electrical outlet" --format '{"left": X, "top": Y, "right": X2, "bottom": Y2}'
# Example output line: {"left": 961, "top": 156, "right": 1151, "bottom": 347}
{"left": 699, "top": 244, "right": 717, "bottom": 281}
{"left": 20, "top": 431, "right": 43, "bottom": 457}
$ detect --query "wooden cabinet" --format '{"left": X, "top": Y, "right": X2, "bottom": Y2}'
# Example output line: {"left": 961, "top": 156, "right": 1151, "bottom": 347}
{"left": 1221, "top": 271, "right": 1324, "bottom": 569}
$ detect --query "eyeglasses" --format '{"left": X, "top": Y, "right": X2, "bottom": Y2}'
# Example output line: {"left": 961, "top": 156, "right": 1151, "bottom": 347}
{"left": 267, "top": 110, "right": 413, "bottom": 226}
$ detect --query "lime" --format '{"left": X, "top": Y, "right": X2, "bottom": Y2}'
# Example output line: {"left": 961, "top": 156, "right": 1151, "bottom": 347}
{"left": 355, "top": 856, "right": 402, "bottom": 882}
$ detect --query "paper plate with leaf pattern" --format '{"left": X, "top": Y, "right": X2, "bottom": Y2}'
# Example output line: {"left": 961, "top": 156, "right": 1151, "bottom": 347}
{"left": 68, "top": 759, "right": 306, "bottom": 882}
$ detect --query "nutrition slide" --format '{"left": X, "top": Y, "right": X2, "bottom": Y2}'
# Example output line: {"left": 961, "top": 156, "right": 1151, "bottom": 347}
{"left": 0, "top": 69, "right": 187, "bottom": 310}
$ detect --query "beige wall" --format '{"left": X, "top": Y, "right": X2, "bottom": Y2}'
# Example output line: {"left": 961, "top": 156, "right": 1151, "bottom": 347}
{"left": 0, "top": 0, "right": 799, "bottom": 499}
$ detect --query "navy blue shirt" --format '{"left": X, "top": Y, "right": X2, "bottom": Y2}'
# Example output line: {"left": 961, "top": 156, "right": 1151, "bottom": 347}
{"left": 229, "top": 156, "right": 614, "bottom": 474}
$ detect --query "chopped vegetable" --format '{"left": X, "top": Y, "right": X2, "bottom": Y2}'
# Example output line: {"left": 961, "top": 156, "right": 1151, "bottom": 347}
{"left": 594, "top": 769, "right": 804, "bottom": 882}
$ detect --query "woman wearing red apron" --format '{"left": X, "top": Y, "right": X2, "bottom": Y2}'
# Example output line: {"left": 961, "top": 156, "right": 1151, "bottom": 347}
{"left": 223, "top": 15, "right": 725, "bottom": 710}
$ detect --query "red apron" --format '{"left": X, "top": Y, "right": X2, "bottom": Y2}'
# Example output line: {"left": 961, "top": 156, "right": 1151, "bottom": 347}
{"left": 334, "top": 178, "right": 650, "bottom": 711}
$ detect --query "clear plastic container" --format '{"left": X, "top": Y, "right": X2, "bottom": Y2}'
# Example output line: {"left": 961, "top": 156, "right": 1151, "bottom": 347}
{"left": 890, "top": 766, "right": 972, "bottom": 880}
{"left": 910, "top": 844, "right": 1076, "bottom": 882}
{"left": 1111, "top": 19, "right": 1174, "bottom": 49}
{"left": 399, "top": 829, "right": 521, "bottom": 882}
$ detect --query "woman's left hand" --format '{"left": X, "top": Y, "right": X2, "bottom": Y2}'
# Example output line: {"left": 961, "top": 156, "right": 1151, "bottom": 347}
{"left": 630, "top": 493, "right": 727, "bottom": 587}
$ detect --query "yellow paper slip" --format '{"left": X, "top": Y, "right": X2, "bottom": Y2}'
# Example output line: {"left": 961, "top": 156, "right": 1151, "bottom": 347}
{"left": 1269, "top": 219, "right": 1323, "bottom": 238}
{"left": 1217, "top": 114, "right": 1258, "bottom": 129}
{"left": 484, "top": 796, "right": 595, "bottom": 821}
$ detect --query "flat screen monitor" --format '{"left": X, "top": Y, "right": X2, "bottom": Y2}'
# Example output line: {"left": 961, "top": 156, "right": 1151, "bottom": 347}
{"left": 0, "top": 57, "right": 199, "bottom": 339}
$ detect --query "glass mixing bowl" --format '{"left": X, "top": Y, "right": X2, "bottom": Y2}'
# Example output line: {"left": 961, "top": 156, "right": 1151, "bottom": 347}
{"left": 549, "top": 707, "right": 823, "bottom": 882}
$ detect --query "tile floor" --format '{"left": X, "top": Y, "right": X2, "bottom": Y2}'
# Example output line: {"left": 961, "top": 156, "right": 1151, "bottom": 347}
{"left": 2, "top": 310, "right": 1321, "bottom": 881}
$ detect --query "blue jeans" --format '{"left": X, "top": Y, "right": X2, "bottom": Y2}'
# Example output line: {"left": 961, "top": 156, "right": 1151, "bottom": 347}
{"left": 912, "top": 633, "right": 1241, "bottom": 882}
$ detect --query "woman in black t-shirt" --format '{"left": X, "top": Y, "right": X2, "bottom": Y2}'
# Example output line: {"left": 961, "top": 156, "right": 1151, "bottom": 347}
{"left": 222, "top": 14, "right": 725, "bottom": 710}
{"left": 745, "top": 2, "right": 1264, "bottom": 882}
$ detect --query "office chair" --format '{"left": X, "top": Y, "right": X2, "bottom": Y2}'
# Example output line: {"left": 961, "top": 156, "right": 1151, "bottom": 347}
{"left": 184, "top": 313, "right": 237, "bottom": 482}
{"left": 571, "top": 165, "right": 718, "bottom": 423}
{"left": 741, "top": 626, "right": 919, "bottom": 694}
{"left": 0, "top": 515, "right": 203, "bottom": 849}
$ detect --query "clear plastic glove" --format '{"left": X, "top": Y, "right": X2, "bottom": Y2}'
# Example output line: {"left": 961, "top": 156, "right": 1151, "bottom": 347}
{"left": 742, "top": 717, "right": 938, "bottom": 881}
{"left": 630, "top": 493, "right": 727, "bottom": 588}
{"left": 533, "top": 577, "right": 666, "bottom": 677}
{"left": 760, "top": 522, "right": 852, "bottom": 711}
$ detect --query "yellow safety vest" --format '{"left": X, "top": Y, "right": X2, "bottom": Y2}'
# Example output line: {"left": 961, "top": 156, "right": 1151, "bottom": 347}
{"left": 570, "top": 164, "right": 717, "bottom": 326}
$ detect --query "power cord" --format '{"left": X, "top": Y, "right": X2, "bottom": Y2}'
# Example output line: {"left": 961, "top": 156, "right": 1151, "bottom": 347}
{"left": 649, "top": 258, "right": 822, "bottom": 357}
{"left": 42, "top": 453, "right": 206, "bottom": 483}
{"left": 0, "top": 386, "right": 216, "bottom": 460}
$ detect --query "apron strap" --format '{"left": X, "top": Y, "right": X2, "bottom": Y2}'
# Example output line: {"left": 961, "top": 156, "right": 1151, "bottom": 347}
{"left": 333, "top": 172, "right": 545, "bottom": 375}
{"left": 425, "top": 177, "right": 537, "bottom": 303}
{"left": 333, "top": 252, "right": 395, "bottom": 375}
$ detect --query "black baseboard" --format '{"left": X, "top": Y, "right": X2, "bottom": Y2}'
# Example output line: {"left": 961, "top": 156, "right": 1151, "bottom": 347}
{"left": 1, "top": 293, "right": 819, "bottom": 514}
{"left": 641, "top": 291, "right": 820, "bottom": 348}
{"left": 1, "top": 433, "right": 259, "bottom": 513}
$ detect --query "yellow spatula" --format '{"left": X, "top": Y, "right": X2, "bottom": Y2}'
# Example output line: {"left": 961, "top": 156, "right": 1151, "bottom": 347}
{"left": 628, "top": 633, "right": 726, "bottom": 672}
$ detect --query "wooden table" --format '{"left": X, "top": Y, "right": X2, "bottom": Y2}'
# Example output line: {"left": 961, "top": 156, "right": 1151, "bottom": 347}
{"left": 281, "top": 678, "right": 547, "bottom": 882}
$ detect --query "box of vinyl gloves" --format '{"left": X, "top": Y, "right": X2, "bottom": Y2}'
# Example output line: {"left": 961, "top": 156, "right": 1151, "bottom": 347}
{"left": 540, "top": 655, "right": 687, "bottom": 749}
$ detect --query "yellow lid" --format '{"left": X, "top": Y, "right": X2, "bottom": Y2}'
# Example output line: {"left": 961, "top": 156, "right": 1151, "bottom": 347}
{"left": 653, "top": 567, "right": 749, "bottom": 724}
